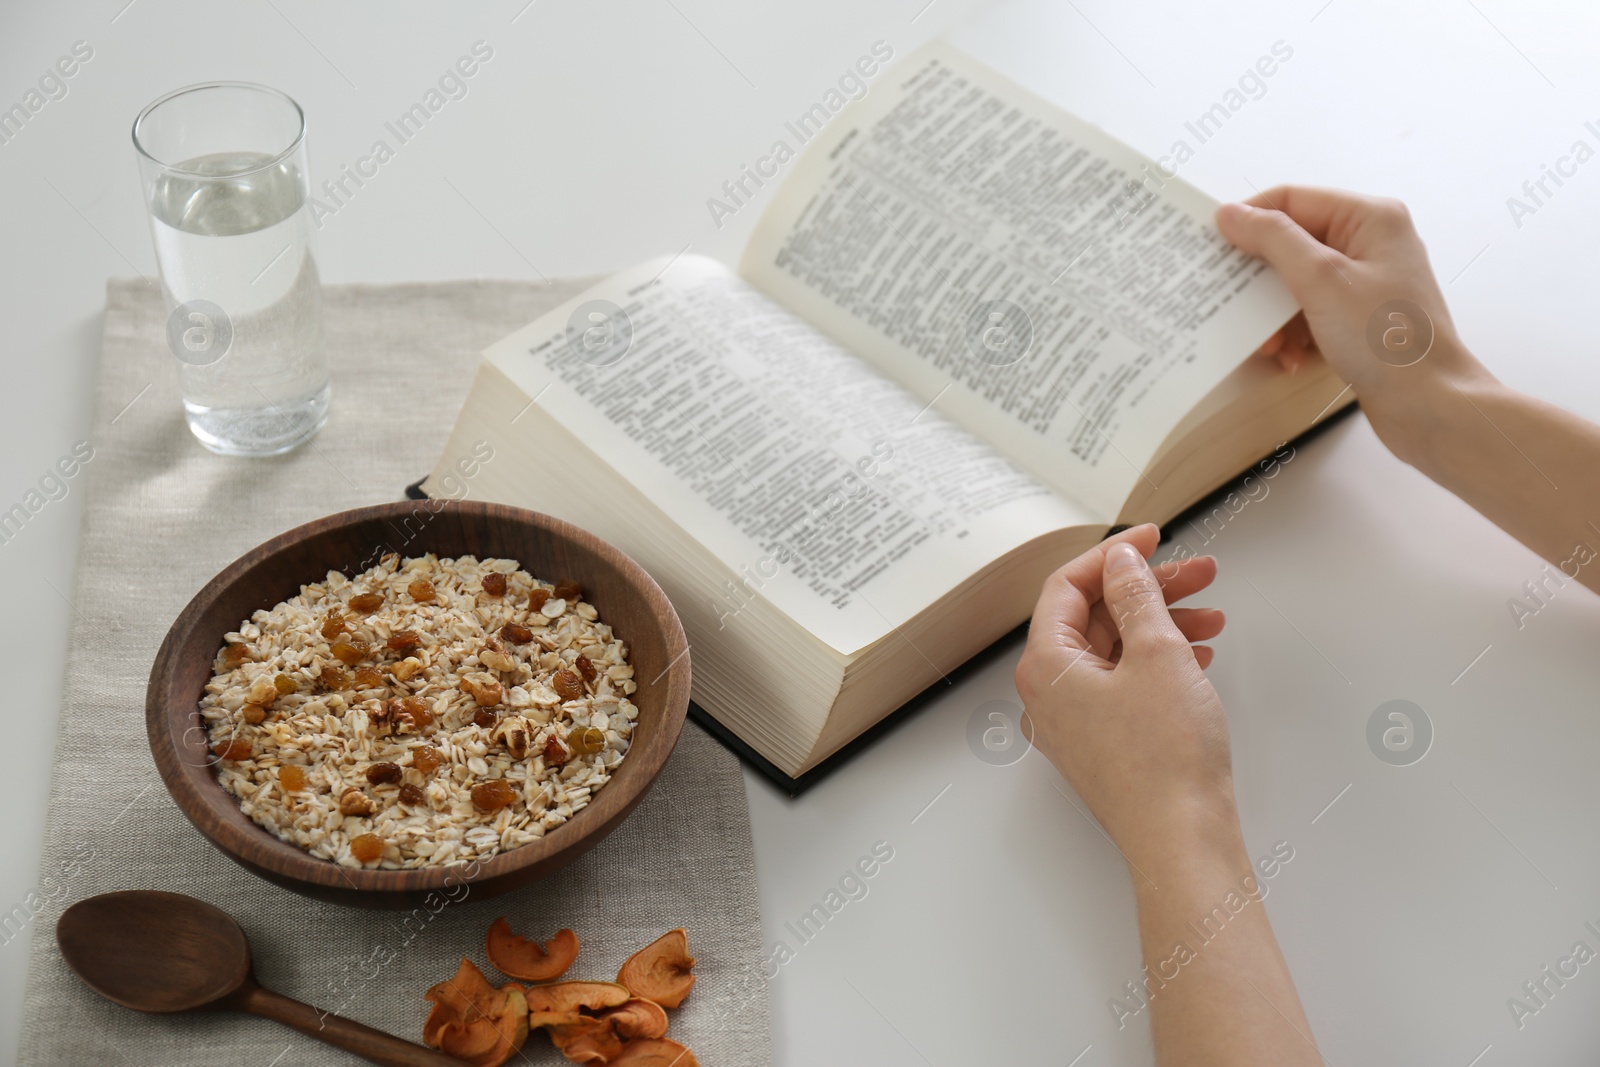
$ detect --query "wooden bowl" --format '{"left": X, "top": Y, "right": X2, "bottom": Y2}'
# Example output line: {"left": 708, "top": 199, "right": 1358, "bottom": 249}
{"left": 146, "top": 500, "right": 690, "bottom": 909}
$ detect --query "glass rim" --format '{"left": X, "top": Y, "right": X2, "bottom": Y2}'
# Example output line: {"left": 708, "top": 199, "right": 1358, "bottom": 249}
{"left": 132, "top": 80, "right": 306, "bottom": 178}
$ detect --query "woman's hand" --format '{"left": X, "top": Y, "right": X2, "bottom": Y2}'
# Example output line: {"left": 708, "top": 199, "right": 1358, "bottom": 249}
{"left": 1015, "top": 524, "right": 1236, "bottom": 865}
{"left": 1021, "top": 525, "right": 1324, "bottom": 1065}
{"left": 1219, "top": 185, "right": 1600, "bottom": 596}
{"left": 1217, "top": 186, "right": 1492, "bottom": 463}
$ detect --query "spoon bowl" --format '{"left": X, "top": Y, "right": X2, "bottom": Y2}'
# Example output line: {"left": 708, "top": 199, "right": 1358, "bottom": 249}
{"left": 57, "top": 890, "right": 461, "bottom": 1066}
{"left": 58, "top": 890, "right": 249, "bottom": 1013}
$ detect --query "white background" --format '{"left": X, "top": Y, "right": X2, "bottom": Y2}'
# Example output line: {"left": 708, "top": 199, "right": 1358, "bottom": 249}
{"left": 3, "top": 0, "right": 1600, "bottom": 1064}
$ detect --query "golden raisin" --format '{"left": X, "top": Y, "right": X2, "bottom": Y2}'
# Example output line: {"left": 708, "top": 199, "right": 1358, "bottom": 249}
{"left": 574, "top": 654, "right": 598, "bottom": 682}
{"left": 396, "top": 697, "right": 433, "bottom": 731}
{"left": 543, "top": 735, "right": 569, "bottom": 765}
{"left": 470, "top": 780, "right": 517, "bottom": 811}
{"left": 412, "top": 745, "right": 443, "bottom": 776}
{"left": 353, "top": 666, "right": 383, "bottom": 689}
{"left": 500, "top": 622, "right": 534, "bottom": 644}
{"left": 350, "top": 592, "right": 384, "bottom": 614}
{"left": 527, "top": 588, "right": 551, "bottom": 612}
{"left": 213, "top": 738, "right": 251, "bottom": 761}
{"left": 398, "top": 783, "right": 426, "bottom": 806}
{"left": 319, "top": 666, "right": 349, "bottom": 691}
{"left": 365, "top": 762, "right": 403, "bottom": 786}
{"left": 220, "top": 643, "right": 251, "bottom": 669}
{"left": 553, "top": 670, "right": 584, "bottom": 702}
{"left": 273, "top": 673, "right": 297, "bottom": 696}
{"left": 279, "top": 764, "right": 305, "bottom": 791}
{"left": 474, "top": 707, "right": 499, "bottom": 729}
{"left": 349, "top": 833, "right": 384, "bottom": 864}
{"left": 553, "top": 578, "right": 582, "bottom": 601}
{"left": 241, "top": 704, "right": 267, "bottom": 725}
{"left": 385, "top": 630, "right": 422, "bottom": 653}
{"left": 320, "top": 613, "right": 346, "bottom": 640}
{"left": 330, "top": 640, "right": 365, "bottom": 666}
{"left": 408, "top": 578, "right": 436, "bottom": 603}
{"left": 571, "top": 727, "right": 606, "bottom": 756}
{"left": 481, "top": 572, "right": 508, "bottom": 597}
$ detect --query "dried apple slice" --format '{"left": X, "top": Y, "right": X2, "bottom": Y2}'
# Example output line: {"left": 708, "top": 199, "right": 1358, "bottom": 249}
{"left": 422, "top": 959, "right": 530, "bottom": 1067}
{"left": 610, "top": 1037, "right": 701, "bottom": 1066}
{"left": 441, "top": 1021, "right": 504, "bottom": 1063}
{"left": 439, "top": 987, "right": 529, "bottom": 1067}
{"left": 423, "top": 958, "right": 499, "bottom": 1046}
{"left": 524, "top": 979, "right": 633, "bottom": 1028}
{"left": 617, "top": 930, "right": 696, "bottom": 1009}
{"left": 601, "top": 998, "right": 670, "bottom": 1041}
{"left": 524, "top": 1007, "right": 585, "bottom": 1031}
{"left": 485, "top": 917, "right": 581, "bottom": 982}
{"left": 549, "top": 1015, "right": 626, "bottom": 1064}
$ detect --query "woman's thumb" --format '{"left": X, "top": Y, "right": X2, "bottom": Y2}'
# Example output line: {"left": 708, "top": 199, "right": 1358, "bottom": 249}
{"left": 1102, "top": 542, "right": 1185, "bottom": 658}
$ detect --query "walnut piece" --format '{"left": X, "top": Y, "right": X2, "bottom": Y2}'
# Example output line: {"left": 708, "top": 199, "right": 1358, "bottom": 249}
{"left": 461, "top": 675, "right": 504, "bottom": 707}
{"left": 339, "top": 788, "right": 374, "bottom": 817}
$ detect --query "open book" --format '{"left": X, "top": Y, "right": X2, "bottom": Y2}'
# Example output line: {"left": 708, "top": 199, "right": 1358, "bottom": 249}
{"left": 423, "top": 41, "right": 1349, "bottom": 786}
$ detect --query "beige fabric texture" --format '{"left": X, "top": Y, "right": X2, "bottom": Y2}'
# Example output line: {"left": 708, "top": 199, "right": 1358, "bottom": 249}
{"left": 16, "top": 278, "right": 771, "bottom": 1066}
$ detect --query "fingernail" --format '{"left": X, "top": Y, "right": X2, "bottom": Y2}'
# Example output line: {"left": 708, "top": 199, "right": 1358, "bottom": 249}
{"left": 1107, "top": 542, "right": 1142, "bottom": 573}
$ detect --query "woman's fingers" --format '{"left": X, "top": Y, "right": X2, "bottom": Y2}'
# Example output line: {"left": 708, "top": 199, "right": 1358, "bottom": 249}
{"left": 1217, "top": 198, "right": 1354, "bottom": 299}
{"left": 1239, "top": 184, "right": 1366, "bottom": 243}
{"left": 1253, "top": 326, "right": 1286, "bottom": 359}
{"left": 1171, "top": 607, "right": 1225, "bottom": 643}
{"left": 1030, "top": 543, "right": 1107, "bottom": 657}
{"left": 1083, "top": 606, "right": 1223, "bottom": 660}
{"left": 1083, "top": 605, "right": 1121, "bottom": 660}
{"left": 1034, "top": 529, "right": 1220, "bottom": 664}
{"left": 1251, "top": 312, "right": 1320, "bottom": 374}
{"left": 1282, "top": 314, "right": 1321, "bottom": 373}
{"left": 1089, "top": 603, "right": 1223, "bottom": 642}
{"left": 1030, "top": 525, "right": 1163, "bottom": 649}
{"left": 1193, "top": 645, "right": 1215, "bottom": 669}
{"left": 1021, "top": 526, "right": 1166, "bottom": 696}
{"left": 1150, "top": 554, "right": 1217, "bottom": 603}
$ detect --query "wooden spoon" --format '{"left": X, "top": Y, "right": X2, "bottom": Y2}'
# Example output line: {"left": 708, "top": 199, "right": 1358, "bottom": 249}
{"left": 57, "top": 890, "right": 462, "bottom": 1066}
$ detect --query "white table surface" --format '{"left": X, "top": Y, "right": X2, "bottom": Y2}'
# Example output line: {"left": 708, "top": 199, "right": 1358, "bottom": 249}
{"left": 5, "top": 1, "right": 1600, "bottom": 1063}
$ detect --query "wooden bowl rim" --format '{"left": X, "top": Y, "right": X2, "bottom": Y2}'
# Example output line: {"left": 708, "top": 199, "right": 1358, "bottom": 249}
{"left": 145, "top": 500, "right": 690, "bottom": 895}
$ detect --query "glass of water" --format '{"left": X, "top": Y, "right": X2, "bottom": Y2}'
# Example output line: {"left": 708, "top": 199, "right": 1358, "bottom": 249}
{"left": 133, "top": 82, "right": 329, "bottom": 456}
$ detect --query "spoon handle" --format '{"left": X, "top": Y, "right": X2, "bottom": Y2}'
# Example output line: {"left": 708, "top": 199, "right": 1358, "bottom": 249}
{"left": 236, "top": 984, "right": 462, "bottom": 1066}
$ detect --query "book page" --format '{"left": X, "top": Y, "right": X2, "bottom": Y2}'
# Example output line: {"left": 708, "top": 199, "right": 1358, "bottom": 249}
{"left": 740, "top": 41, "right": 1299, "bottom": 519}
{"left": 481, "top": 255, "right": 1094, "bottom": 654}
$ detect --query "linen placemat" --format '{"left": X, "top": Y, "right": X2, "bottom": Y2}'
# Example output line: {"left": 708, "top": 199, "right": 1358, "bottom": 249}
{"left": 17, "top": 278, "right": 771, "bottom": 1066}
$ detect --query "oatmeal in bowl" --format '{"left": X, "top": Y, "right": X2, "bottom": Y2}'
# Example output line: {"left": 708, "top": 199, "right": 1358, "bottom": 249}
{"left": 201, "top": 552, "right": 638, "bottom": 871}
